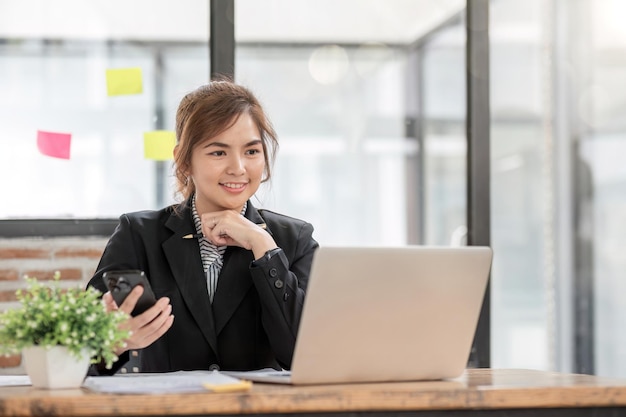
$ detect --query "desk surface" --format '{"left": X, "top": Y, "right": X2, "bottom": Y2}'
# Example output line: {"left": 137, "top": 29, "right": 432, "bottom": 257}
{"left": 2, "top": 369, "right": 626, "bottom": 417}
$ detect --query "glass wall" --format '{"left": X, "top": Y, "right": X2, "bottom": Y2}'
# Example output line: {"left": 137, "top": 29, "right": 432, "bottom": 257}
{"left": 583, "top": 0, "right": 626, "bottom": 377}
{"left": 489, "top": 0, "right": 550, "bottom": 371}
{"left": 489, "top": 0, "right": 626, "bottom": 376}
{"left": 237, "top": 44, "right": 416, "bottom": 245}
{"left": 0, "top": 0, "right": 209, "bottom": 217}
{"left": 235, "top": 0, "right": 465, "bottom": 246}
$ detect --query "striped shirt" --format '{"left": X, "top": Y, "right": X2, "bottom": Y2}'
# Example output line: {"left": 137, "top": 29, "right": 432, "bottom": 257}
{"left": 191, "top": 196, "right": 247, "bottom": 303}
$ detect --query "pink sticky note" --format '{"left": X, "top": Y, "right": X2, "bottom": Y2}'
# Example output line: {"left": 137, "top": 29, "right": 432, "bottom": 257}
{"left": 36, "top": 130, "right": 72, "bottom": 160}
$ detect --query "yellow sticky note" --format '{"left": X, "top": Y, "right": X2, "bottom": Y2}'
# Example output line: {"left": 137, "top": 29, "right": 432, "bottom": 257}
{"left": 144, "top": 131, "right": 176, "bottom": 161}
{"left": 203, "top": 380, "right": 252, "bottom": 393}
{"left": 106, "top": 67, "right": 143, "bottom": 96}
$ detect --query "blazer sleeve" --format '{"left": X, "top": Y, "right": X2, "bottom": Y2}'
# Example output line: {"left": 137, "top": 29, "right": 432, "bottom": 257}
{"left": 89, "top": 214, "right": 145, "bottom": 293}
{"left": 86, "top": 214, "right": 145, "bottom": 375}
{"left": 249, "top": 220, "right": 318, "bottom": 369}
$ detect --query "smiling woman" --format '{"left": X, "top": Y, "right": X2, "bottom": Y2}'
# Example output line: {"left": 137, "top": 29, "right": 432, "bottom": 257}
{"left": 86, "top": 80, "right": 319, "bottom": 375}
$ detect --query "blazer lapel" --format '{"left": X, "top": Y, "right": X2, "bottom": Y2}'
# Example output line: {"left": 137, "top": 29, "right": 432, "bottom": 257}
{"left": 162, "top": 204, "right": 219, "bottom": 357}
{"left": 212, "top": 203, "right": 269, "bottom": 335}
{"left": 212, "top": 247, "right": 254, "bottom": 335}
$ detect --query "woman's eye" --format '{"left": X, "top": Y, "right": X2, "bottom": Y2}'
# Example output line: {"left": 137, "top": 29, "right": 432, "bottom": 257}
{"left": 246, "top": 149, "right": 262, "bottom": 155}
{"left": 209, "top": 150, "right": 226, "bottom": 156}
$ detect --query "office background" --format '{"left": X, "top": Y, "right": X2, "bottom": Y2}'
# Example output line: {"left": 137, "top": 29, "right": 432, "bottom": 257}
{"left": 0, "top": 0, "right": 625, "bottom": 378}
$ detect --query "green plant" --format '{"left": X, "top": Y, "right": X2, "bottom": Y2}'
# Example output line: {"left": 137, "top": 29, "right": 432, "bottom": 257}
{"left": 0, "top": 272, "right": 130, "bottom": 369}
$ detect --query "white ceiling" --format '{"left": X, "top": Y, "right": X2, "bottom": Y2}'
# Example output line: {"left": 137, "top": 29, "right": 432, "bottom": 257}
{"left": 237, "top": 0, "right": 465, "bottom": 44}
{"left": 0, "top": 0, "right": 464, "bottom": 45}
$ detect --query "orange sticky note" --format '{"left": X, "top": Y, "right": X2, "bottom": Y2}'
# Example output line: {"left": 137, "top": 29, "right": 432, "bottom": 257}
{"left": 106, "top": 67, "right": 143, "bottom": 96}
{"left": 36, "top": 130, "right": 71, "bottom": 160}
{"left": 144, "top": 130, "right": 176, "bottom": 160}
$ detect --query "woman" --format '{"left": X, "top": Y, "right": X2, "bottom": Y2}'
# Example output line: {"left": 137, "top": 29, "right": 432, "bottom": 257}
{"left": 89, "top": 80, "right": 318, "bottom": 374}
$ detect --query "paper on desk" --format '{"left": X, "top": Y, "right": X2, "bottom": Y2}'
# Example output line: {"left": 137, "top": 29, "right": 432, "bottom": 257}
{"left": 222, "top": 368, "right": 292, "bottom": 384}
{"left": 0, "top": 375, "right": 31, "bottom": 387}
{"left": 83, "top": 370, "right": 251, "bottom": 394}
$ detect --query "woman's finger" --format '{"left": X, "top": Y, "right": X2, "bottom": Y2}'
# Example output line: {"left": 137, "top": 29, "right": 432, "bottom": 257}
{"left": 118, "top": 285, "right": 145, "bottom": 316}
{"left": 134, "top": 305, "right": 174, "bottom": 344}
{"left": 102, "top": 292, "right": 118, "bottom": 312}
{"left": 122, "top": 298, "right": 173, "bottom": 350}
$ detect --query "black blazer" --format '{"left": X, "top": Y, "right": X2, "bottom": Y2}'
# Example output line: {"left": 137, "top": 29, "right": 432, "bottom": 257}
{"left": 88, "top": 200, "right": 318, "bottom": 374}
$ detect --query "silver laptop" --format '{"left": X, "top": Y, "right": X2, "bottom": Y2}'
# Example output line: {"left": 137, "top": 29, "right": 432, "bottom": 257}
{"left": 225, "top": 245, "right": 493, "bottom": 385}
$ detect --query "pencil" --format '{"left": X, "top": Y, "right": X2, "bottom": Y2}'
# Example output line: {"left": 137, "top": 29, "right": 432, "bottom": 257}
{"left": 182, "top": 233, "right": 203, "bottom": 239}
{"left": 182, "top": 223, "right": 267, "bottom": 239}
{"left": 202, "top": 379, "right": 252, "bottom": 393}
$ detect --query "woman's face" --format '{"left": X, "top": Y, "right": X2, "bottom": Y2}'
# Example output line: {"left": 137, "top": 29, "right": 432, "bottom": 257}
{"left": 188, "top": 113, "right": 265, "bottom": 214}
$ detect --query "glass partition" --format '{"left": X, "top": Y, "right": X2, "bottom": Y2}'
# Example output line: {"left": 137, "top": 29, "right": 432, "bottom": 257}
{"left": 0, "top": 0, "right": 209, "bottom": 218}
{"left": 235, "top": 0, "right": 466, "bottom": 246}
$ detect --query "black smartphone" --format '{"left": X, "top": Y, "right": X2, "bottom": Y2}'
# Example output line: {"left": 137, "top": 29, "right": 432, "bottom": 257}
{"left": 102, "top": 270, "right": 157, "bottom": 316}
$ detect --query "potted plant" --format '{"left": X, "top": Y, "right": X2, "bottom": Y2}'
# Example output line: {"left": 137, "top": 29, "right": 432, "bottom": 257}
{"left": 0, "top": 272, "right": 129, "bottom": 389}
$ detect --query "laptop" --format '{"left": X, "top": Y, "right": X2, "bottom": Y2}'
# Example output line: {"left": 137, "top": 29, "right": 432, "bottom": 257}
{"left": 225, "top": 245, "right": 493, "bottom": 385}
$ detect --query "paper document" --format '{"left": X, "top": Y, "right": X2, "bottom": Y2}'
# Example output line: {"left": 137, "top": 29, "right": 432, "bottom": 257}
{"left": 222, "top": 368, "right": 292, "bottom": 384}
{"left": 0, "top": 375, "right": 31, "bottom": 387}
{"left": 83, "top": 370, "right": 251, "bottom": 394}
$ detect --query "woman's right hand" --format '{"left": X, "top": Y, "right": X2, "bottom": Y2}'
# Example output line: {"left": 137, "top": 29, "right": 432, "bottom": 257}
{"left": 103, "top": 286, "right": 174, "bottom": 355}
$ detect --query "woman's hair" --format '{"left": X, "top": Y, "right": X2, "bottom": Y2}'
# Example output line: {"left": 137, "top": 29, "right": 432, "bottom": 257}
{"left": 173, "top": 80, "right": 278, "bottom": 203}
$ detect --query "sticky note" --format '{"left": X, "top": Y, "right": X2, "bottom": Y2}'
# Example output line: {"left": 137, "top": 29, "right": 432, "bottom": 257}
{"left": 144, "top": 130, "right": 176, "bottom": 160}
{"left": 36, "top": 130, "right": 71, "bottom": 160}
{"left": 106, "top": 67, "right": 143, "bottom": 96}
{"left": 203, "top": 379, "right": 253, "bottom": 392}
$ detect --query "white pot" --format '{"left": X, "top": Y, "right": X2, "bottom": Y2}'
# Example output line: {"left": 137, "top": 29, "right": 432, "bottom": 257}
{"left": 22, "top": 346, "right": 90, "bottom": 389}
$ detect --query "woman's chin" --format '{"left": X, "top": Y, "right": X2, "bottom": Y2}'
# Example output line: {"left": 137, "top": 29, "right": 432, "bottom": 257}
{"left": 216, "top": 199, "right": 248, "bottom": 211}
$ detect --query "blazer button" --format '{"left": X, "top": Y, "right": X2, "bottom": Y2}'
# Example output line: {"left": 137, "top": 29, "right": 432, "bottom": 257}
{"left": 269, "top": 268, "right": 278, "bottom": 277}
{"left": 274, "top": 279, "right": 284, "bottom": 289}
{"left": 209, "top": 364, "right": 220, "bottom": 371}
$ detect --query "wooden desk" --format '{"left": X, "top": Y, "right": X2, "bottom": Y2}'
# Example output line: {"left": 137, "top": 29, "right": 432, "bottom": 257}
{"left": 1, "top": 369, "right": 626, "bottom": 417}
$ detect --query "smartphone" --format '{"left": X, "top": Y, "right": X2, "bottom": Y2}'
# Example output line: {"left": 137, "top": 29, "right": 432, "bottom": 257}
{"left": 102, "top": 270, "right": 157, "bottom": 316}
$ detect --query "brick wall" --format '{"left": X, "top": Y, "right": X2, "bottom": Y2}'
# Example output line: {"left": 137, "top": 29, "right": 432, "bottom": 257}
{"left": 0, "top": 236, "right": 108, "bottom": 374}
